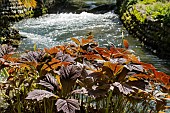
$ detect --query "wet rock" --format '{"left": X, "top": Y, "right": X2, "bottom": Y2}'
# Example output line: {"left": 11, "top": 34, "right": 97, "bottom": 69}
{"left": 87, "top": 4, "right": 116, "bottom": 14}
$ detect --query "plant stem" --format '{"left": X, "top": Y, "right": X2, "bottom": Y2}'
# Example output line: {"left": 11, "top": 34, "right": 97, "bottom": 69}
{"left": 1, "top": 68, "right": 10, "bottom": 77}
{"left": 106, "top": 90, "right": 112, "bottom": 113}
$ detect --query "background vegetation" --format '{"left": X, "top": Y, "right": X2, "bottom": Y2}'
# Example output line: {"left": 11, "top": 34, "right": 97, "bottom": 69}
{"left": 119, "top": 0, "right": 170, "bottom": 23}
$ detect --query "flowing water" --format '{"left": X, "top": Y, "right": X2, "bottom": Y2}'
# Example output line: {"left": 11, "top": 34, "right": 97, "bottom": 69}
{"left": 13, "top": 11, "right": 170, "bottom": 74}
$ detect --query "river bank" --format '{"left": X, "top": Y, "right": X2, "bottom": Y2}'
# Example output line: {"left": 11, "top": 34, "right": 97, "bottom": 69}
{"left": 116, "top": 0, "right": 170, "bottom": 59}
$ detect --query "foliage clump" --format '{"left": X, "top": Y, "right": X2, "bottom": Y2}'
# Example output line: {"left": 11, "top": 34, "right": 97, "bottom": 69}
{"left": 0, "top": 36, "right": 170, "bottom": 113}
{"left": 128, "top": 0, "right": 170, "bottom": 23}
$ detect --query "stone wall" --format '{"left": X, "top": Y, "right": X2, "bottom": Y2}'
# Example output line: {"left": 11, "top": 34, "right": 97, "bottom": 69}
{"left": 0, "top": 0, "right": 31, "bottom": 15}
{"left": 117, "top": 0, "right": 170, "bottom": 58}
{"left": 0, "top": 0, "right": 32, "bottom": 46}
{"left": 0, "top": 0, "right": 34, "bottom": 25}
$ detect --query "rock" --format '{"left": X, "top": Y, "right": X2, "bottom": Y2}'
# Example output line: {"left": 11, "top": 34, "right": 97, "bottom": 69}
{"left": 87, "top": 4, "right": 116, "bottom": 14}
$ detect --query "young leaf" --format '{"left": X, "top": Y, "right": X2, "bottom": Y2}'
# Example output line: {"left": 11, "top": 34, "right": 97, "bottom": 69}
{"left": 71, "top": 37, "right": 80, "bottom": 45}
{"left": 127, "top": 54, "right": 140, "bottom": 63}
{"left": 140, "top": 62, "right": 156, "bottom": 70}
{"left": 41, "top": 58, "right": 61, "bottom": 71}
{"left": 161, "top": 76, "right": 170, "bottom": 85}
{"left": 81, "top": 38, "right": 93, "bottom": 46}
{"left": 44, "top": 47, "right": 59, "bottom": 55}
{"left": 83, "top": 54, "right": 103, "bottom": 60}
{"left": 154, "top": 71, "right": 170, "bottom": 85}
{"left": 25, "top": 89, "right": 56, "bottom": 101}
{"left": 104, "top": 62, "right": 124, "bottom": 75}
{"left": 95, "top": 47, "right": 110, "bottom": 59}
{"left": 123, "top": 39, "right": 129, "bottom": 49}
{"left": 55, "top": 99, "right": 80, "bottom": 113}
{"left": 87, "top": 35, "right": 94, "bottom": 39}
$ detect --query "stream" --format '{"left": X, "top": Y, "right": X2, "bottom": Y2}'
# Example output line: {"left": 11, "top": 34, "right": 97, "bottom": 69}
{"left": 13, "top": 11, "right": 170, "bottom": 75}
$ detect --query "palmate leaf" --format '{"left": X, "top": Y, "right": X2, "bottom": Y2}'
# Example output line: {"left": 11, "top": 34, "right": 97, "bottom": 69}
{"left": 81, "top": 38, "right": 93, "bottom": 46}
{"left": 110, "top": 58, "right": 127, "bottom": 64}
{"left": 20, "top": 50, "right": 45, "bottom": 63}
{"left": 104, "top": 62, "right": 124, "bottom": 75}
{"left": 0, "top": 44, "right": 15, "bottom": 57}
{"left": 44, "top": 47, "right": 59, "bottom": 55}
{"left": 83, "top": 59, "right": 98, "bottom": 71}
{"left": 154, "top": 71, "right": 170, "bottom": 85}
{"left": 126, "top": 54, "right": 140, "bottom": 63}
{"left": 58, "top": 65, "right": 82, "bottom": 96}
{"left": 41, "top": 58, "right": 63, "bottom": 71}
{"left": 56, "top": 51, "right": 75, "bottom": 63}
{"left": 71, "top": 37, "right": 93, "bottom": 47}
{"left": 88, "top": 89, "right": 107, "bottom": 98}
{"left": 71, "top": 87, "right": 88, "bottom": 94}
{"left": 26, "top": 89, "right": 56, "bottom": 101}
{"left": 88, "top": 72, "right": 108, "bottom": 81}
{"left": 140, "top": 62, "right": 156, "bottom": 70}
{"left": 133, "top": 73, "right": 152, "bottom": 79}
{"left": 113, "top": 82, "right": 134, "bottom": 95}
{"left": 88, "top": 84, "right": 110, "bottom": 98}
{"left": 95, "top": 47, "right": 110, "bottom": 59}
{"left": 71, "top": 37, "right": 96, "bottom": 51}
{"left": 126, "top": 80, "right": 148, "bottom": 90}
{"left": 38, "top": 73, "right": 60, "bottom": 91}
{"left": 83, "top": 54, "right": 103, "bottom": 60}
{"left": 55, "top": 99, "right": 80, "bottom": 113}
{"left": 59, "top": 65, "right": 82, "bottom": 80}
{"left": 124, "top": 64, "right": 143, "bottom": 72}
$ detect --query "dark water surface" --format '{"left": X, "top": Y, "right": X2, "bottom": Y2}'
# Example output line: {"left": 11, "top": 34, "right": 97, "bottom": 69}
{"left": 13, "top": 12, "right": 170, "bottom": 74}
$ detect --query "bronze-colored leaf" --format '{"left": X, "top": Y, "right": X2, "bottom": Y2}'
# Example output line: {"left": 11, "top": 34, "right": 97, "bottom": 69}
{"left": 71, "top": 37, "right": 80, "bottom": 45}
{"left": 81, "top": 38, "right": 93, "bottom": 46}
{"left": 104, "top": 62, "right": 124, "bottom": 75}
{"left": 123, "top": 39, "right": 129, "bottom": 49}
{"left": 83, "top": 54, "right": 103, "bottom": 60}
{"left": 44, "top": 47, "right": 59, "bottom": 55}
